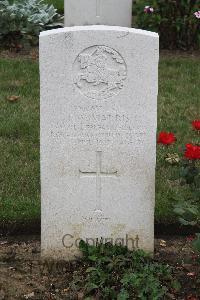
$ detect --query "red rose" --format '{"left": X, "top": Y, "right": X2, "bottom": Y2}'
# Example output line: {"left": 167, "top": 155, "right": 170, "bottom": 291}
{"left": 192, "top": 120, "right": 200, "bottom": 131}
{"left": 157, "top": 132, "right": 176, "bottom": 145}
{"left": 184, "top": 144, "right": 200, "bottom": 160}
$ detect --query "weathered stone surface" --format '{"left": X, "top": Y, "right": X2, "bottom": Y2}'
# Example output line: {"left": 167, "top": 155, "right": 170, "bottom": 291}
{"left": 64, "top": 0, "right": 133, "bottom": 27}
{"left": 40, "top": 26, "right": 159, "bottom": 260}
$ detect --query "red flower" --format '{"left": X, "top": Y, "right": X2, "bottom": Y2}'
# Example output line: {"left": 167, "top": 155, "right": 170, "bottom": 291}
{"left": 192, "top": 120, "right": 200, "bottom": 131}
{"left": 157, "top": 132, "right": 176, "bottom": 145}
{"left": 184, "top": 144, "right": 200, "bottom": 160}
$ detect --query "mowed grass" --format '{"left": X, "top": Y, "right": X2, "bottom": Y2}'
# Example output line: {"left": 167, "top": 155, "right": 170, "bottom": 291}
{"left": 0, "top": 59, "right": 40, "bottom": 221}
{"left": 156, "top": 56, "right": 200, "bottom": 222}
{"left": 0, "top": 55, "right": 199, "bottom": 224}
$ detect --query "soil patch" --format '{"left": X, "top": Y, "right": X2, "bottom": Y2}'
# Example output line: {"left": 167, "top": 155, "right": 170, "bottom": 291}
{"left": 0, "top": 220, "right": 198, "bottom": 237}
{"left": 0, "top": 235, "right": 199, "bottom": 299}
{"left": 0, "top": 48, "right": 39, "bottom": 60}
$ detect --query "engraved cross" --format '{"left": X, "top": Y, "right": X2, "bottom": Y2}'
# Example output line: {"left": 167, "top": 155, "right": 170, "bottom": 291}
{"left": 79, "top": 151, "right": 118, "bottom": 211}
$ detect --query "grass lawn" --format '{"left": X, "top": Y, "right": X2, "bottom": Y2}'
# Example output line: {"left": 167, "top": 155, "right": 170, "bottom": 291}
{"left": 0, "top": 59, "right": 40, "bottom": 222}
{"left": 0, "top": 55, "right": 199, "bottom": 224}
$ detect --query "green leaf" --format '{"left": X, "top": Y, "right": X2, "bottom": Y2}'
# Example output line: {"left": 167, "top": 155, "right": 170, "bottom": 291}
{"left": 85, "top": 267, "right": 97, "bottom": 273}
{"left": 88, "top": 255, "right": 98, "bottom": 262}
{"left": 179, "top": 217, "right": 197, "bottom": 226}
{"left": 186, "top": 206, "right": 198, "bottom": 216}
{"left": 117, "top": 289, "right": 129, "bottom": 300}
{"left": 85, "top": 282, "right": 99, "bottom": 293}
{"left": 172, "top": 280, "right": 181, "bottom": 291}
{"left": 173, "top": 207, "right": 185, "bottom": 215}
{"left": 79, "top": 239, "right": 88, "bottom": 252}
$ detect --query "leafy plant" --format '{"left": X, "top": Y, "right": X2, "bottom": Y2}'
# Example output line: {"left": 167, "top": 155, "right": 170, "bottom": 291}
{"left": 134, "top": 0, "right": 200, "bottom": 50}
{"left": 174, "top": 200, "right": 199, "bottom": 226}
{"left": 158, "top": 121, "right": 200, "bottom": 258}
{"left": 70, "top": 240, "right": 180, "bottom": 299}
{"left": 172, "top": 158, "right": 200, "bottom": 226}
{"left": 0, "top": 0, "right": 63, "bottom": 48}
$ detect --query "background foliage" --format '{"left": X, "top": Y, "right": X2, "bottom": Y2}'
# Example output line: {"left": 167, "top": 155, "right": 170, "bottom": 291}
{"left": 0, "top": 0, "right": 63, "bottom": 48}
{"left": 3, "top": 0, "right": 200, "bottom": 50}
{"left": 134, "top": 0, "right": 200, "bottom": 50}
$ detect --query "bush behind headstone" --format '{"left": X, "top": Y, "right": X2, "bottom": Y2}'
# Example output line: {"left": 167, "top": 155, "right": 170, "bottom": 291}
{"left": 134, "top": 0, "right": 200, "bottom": 50}
{"left": 0, "top": 0, "right": 63, "bottom": 49}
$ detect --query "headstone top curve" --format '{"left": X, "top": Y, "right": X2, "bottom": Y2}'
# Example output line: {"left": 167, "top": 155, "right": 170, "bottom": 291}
{"left": 40, "top": 25, "right": 159, "bottom": 39}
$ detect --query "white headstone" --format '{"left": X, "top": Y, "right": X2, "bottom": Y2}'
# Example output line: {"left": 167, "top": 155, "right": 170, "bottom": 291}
{"left": 64, "top": 0, "right": 133, "bottom": 27}
{"left": 40, "top": 26, "right": 159, "bottom": 260}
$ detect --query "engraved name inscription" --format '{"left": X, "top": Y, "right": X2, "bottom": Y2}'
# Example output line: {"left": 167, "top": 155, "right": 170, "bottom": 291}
{"left": 73, "top": 45, "right": 127, "bottom": 100}
{"left": 50, "top": 109, "right": 146, "bottom": 147}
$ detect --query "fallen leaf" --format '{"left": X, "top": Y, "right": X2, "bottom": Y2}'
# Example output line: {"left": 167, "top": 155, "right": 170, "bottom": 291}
{"left": 183, "top": 264, "right": 193, "bottom": 271}
{"left": 187, "top": 272, "right": 196, "bottom": 277}
{"left": 0, "top": 290, "right": 5, "bottom": 300}
{"left": 176, "top": 266, "right": 183, "bottom": 270}
{"left": 24, "top": 292, "right": 34, "bottom": 299}
{"left": 78, "top": 292, "right": 84, "bottom": 300}
{"left": 160, "top": 239, "right": 167, "bottom": 247}
{"left": 165, "top": 153, "right": 180, "bottom": 164}
{"left": 7, "top": 95, "right": 20, "bottom": 102}
{"left": 166, "top": 292, "right": 176, "bottom": 299}
{"left": 192, "top": 255, "right": 199, "bottom": 261}
{"left": 31, "top": 50, "right": 39, "bottom": 60}
{"left": 15, "top": 44, "right": 23, "bottom": 50}
{"left": 10, "top": 80, "right": 24, "bottom": 87}
{"left": 186, "top": 295, "right": 198, "bottom": 300}
{"left": 0, "top": 241, "right": 8, "bottom": 245}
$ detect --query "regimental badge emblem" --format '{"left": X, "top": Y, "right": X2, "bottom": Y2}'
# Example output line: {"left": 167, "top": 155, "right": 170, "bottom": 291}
{"left": 73, "top": 45, "right": 127, "bottom": 100}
